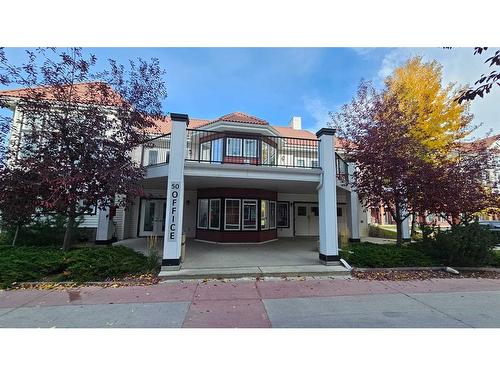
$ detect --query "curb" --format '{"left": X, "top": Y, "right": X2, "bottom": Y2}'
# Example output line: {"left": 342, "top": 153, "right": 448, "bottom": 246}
{"left": 353, "top": 266, "right": 500, "bottom": 273}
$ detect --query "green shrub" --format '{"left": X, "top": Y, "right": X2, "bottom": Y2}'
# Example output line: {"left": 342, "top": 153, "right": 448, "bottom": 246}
{"left": 0, "top": 245, "right": 158, "bottom": 289}
{"left": 341, "top": 242, "right": 440, "bottom": 268}
{"left": 0, "top": 246, "right": 66, "bottom": 288}
{"left": 423, "top": 222, "right": 497, "bottom": 267}
{"left": 60, "top": 246, "right": 153, "bottom": 282}
{"left": 368, "top": 224, "right": 397, "bottom": 239}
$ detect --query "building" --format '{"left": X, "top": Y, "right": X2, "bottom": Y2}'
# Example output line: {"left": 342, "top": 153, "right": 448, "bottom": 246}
{"left": 0, "top": 83, "right": 375, "bottom": 269}
{"left": 369, "top": 134, "right": 500, "bottom": 226}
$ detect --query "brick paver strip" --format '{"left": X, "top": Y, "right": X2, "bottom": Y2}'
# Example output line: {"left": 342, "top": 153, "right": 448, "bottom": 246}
{"left": 17, "top": 283, "right": 197, "bottom": 307}
{"left": 183, "top": 299, "right": 271, "bottom": 328}
{"left": 0, "top": 289, "right": 53, "bottom": 309}
{"left": 84, "top": 283, "right": 198, "bottom": 305}
{"left": 194, "top": 281, "right": 260, "bottom": 301}
{"left": 256, "top": 279, "right": 394, "bottom": 299}
{"left": 23, "top": 287, "right": 104, "bottom": 307}
{"left": 381, "top": 278, "right": 500, "bottom": 294}
{"left": 2, "top": 277, "right": 500, "bottom": 311}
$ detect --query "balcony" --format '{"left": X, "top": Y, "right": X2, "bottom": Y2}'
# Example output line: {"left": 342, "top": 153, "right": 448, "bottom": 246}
{"left": 185, "top": 129, "right": 320, "bottom": 169}
{"left": 140, "top": 129, "right": 348, "bottom": 180}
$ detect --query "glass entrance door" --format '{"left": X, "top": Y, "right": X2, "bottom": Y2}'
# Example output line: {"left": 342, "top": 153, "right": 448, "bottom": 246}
{"left": 139, "top": 199, "right": 166, "bottom": 236}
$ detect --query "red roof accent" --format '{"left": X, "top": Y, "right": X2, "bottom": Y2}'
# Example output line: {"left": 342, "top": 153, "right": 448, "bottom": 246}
{"left": 461, "top": 134, "right": 500, "bottom": 152}
{"left": 0, "top": 82, "right": 125, "bottom": 106}
{"left": 145, "top": 116, "right": 212, "bottom": 134}
{"left": 205, "top": 112, "right": 269, "bottom": 126}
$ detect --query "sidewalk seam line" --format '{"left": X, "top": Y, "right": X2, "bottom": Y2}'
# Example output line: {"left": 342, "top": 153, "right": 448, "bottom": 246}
{"left": 180, "top": 282, "right": 199, "bottom": 328}
{"left": 254, "top": 281, "right": 272, "bottom": 328}
{"left": 0, "top": 290, "right": 55, "bottom": 318}
{"left": 379, "top": 281, "right": 475, "bottom": 328}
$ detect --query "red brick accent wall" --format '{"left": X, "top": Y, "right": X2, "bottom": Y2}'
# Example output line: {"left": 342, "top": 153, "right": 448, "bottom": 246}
{"left": 196, "top": 188, "right": 278, "bottom": 243}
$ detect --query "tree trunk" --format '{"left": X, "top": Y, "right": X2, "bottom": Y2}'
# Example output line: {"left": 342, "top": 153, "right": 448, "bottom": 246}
{"left": 62, "top": 211, "right": 76, "bottom": 250}
{"left": 12, "top": 225, "right": 19, "bottom": 246}
{"left": 395, "top": 220, "right": 403, "bottom": 246}
{"left": 410, "top": 212, "right": 417, "bottom": 238}
{"left": 394, "top": 204, "right": 403, "bottom": 246}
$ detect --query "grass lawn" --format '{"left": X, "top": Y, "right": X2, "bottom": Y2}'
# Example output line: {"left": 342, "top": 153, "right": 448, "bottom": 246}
{"left": 368, "top": 224, "right": 397, "bottom": 240}
{"left": 0, "top": 245, "right": 159, "bottom": 289}
{"left": 341, "top": 242, "right": 442, "bottom": 268}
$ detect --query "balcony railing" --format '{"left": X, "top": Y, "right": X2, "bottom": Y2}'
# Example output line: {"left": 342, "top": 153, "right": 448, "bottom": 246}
{"left": 336, "top": 152, "right": 348, "bottom": 183}
{"left": 141, "top": 134, "right": 171, "bottom": 166}
{"left": 185, "top": 129, "right": 320, "bottom": 169}
{"left": 140, "top": 129, "right": 348, "bottom": 181}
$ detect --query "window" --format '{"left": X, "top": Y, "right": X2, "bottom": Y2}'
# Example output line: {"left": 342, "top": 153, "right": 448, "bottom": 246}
{"left": 23, "top": 112, "right": 45, "bottom": 131}
{"left": 148, "top": 150, "right": 158, "bottom": 165}
{"left": 197, "top": 199, "right": 209, "bottom": 229}
{"left": 243, "top": 139, "right": 257, "bottom": 157}
{"left": 226, "top": 138, "right": 242, "bottom": 157}
{"left": 297, "top": 206, "right": 307, "bottom": 216}
{"left": 277, "top": 202, "right": 289, "bottom": 227}
{"left": 209, "top": 199, "right": 221, "bottom": 230}
{"left": 296, "top": 158, "right": 305, "bottom": 167}
{"left": 242, "top": 199, "right": 258, "bottom": 230}
{"left": 261, "top": 200, "right": 269, "bottom": 229}
{"left": 337, "top": 207, "right": 342, "bottom": 217}
{"left": 311, "top": 159, "right": 319, "bottom": 168}
{"left": 269, "top": 201, "right": 276, "bottom": 229}
{"left": 224, "top": 199, "right": 241, "bottom": 230}
{"left": 311, "top": 206, "right": 319, "bottom": 217}
{"left": 262, "top": 142, "right": 276, "bottom": 165}
{"left": 200, "top": 141, "right": 211, "bottom": 162}
{"left": 212, "top": 138, "right": 223, "bottom": 163}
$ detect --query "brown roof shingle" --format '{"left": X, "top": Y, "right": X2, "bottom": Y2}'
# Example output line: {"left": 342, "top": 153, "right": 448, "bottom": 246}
{"left": 0, "top": 82, "right": 125, "bottom": 106}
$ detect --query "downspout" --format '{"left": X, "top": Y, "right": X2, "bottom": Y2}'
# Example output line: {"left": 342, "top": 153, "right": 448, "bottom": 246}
{"left": 316, "top": 170, "right": 324, "bottom": 191}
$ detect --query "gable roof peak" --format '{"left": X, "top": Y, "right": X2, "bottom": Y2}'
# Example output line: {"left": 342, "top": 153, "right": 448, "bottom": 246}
{"left": 213, "top": 111, "right": 269, "bottom": 126}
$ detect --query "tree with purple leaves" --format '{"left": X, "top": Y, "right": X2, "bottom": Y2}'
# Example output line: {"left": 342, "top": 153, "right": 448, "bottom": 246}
{"left": 0, "top": 48, "right": 167, "bottom": 249}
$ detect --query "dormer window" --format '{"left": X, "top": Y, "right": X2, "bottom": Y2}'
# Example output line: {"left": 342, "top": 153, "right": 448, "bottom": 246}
{"left": 243, "top": 139, "right": 257, "bottom": 157}
{"left": 226, "top": 137, "right": 242, "bottom": 157}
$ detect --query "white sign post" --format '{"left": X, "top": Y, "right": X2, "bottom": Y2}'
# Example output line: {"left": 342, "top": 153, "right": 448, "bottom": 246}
{"left": 316, "top": 127, "right": 340, "bottom": 264}
{"left": 162, "top": 113, "right": 188, "bottom": 269}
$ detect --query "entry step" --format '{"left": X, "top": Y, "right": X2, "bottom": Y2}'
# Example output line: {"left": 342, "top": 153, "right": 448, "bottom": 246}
{"left": 159, "top": 263, "right": 350, "bottom": 280}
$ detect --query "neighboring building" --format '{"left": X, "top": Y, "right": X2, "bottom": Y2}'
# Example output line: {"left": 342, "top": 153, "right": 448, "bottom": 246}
{"left": 464, "top": 134, "right": 500, "bottom": 220}
{"left": 0, "top": 83, "right": 372, "bottom": 268}
{"left": 369, "top": 133, "right": 500, "bottom": 226}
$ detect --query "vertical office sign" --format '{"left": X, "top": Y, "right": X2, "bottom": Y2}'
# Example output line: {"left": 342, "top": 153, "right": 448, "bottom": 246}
{"left": 167, "top": 181, "right": 181, "bottom": 242}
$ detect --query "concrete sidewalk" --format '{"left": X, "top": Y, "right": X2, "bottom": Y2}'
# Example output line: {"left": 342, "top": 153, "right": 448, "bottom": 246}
{"left": 2, "top": 277, "right": 500, "bottom": 328}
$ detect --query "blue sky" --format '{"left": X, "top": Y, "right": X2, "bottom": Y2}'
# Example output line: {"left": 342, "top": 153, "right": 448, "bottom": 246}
{"left": 1, "top": 48, "right": 499, "bottom": 138}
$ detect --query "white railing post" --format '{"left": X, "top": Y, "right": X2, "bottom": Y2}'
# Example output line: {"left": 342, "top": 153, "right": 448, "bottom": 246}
{"left": 347, "top": 162, "right": 361, "bottom": 242}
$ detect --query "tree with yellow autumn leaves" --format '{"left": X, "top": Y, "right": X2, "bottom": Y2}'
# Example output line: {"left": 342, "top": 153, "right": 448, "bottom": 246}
{"left": 332, "top": 56, "right": 496, "bottom": 244}
{"left": 385, "top": 56, "right": 473, "bottom": 157}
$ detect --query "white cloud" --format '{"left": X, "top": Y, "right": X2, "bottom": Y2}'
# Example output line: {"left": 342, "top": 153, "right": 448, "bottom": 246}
{"left": 376, "top": 48, "right": 500, "bottom": 138}
{"left": 303, "top": 96, "right": 333, "bottom": 131}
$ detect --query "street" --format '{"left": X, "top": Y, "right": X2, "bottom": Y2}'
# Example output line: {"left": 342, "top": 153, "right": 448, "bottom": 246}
{"left": 1, "top": 277, "right": 500, "bottom": 328}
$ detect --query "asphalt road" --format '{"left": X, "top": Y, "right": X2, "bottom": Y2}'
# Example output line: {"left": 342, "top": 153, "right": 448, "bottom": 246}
{"left": 1, "top": 277, "right": 500, "bottom": 328}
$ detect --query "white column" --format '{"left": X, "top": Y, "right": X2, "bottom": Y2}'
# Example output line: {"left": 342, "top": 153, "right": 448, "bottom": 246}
{"left": 162, "top": 113, "right": 188, "bottom": 269}
{"left": 402, "top": 210, "right": 411, "bottom": 242}
{"left": 96, "top": 207, "right": 114, "bottom": 244}
{"left": 347, "top": 162, "right": 360, "bottom": 242}
{"left": 316, "top": 128, "right": 339, "bottom": 264}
